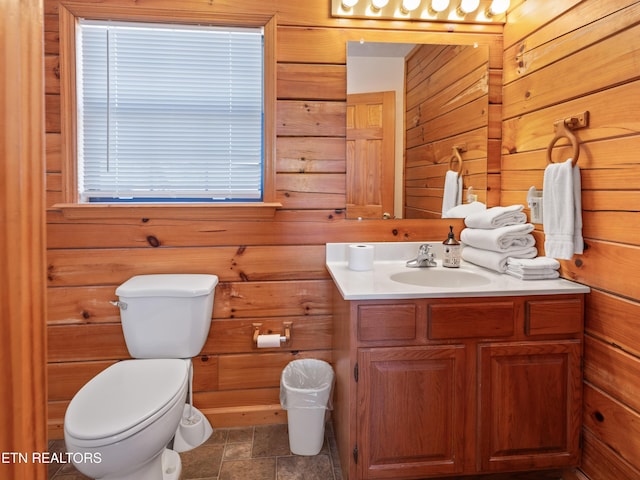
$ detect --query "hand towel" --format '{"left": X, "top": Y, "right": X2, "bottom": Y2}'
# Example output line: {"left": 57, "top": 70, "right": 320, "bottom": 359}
{"left": 441, "top": 170, "right": 463, "bottom": 218}
{"left": 444, "top": 201, "right": 486, "bottom": 219}
{"left": 506, "top": 256, "right": 560, "bottom": 272}
{"left": 464, "top": 204, "right": 527, "bottom": 229}
{"left": 505, "top": 270, "right": 560, "bottom": 280}
{"left": 461, "top": 224, "right": 535, "bottom": 252}
{"left": 543, "top": 159, "right": 584, "bottom": 260}
{"left": 461, "top": 245, "right": 538, "bottom": 273}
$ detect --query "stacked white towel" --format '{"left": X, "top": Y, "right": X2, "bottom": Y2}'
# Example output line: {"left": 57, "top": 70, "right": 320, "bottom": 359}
{"left": 543, "top": 158, "right": 584, "bottom": 259}
{"left": 462, "top": 245, "right": 537, "bottom": 273}
{"left": 444, "top": 201, "right": 486, "bottom": 219}
{"left": 461, "top": 224, "right": 535, "bottom": 252}
{"left": 460, "top": 204, "right": 538, "bottom": 273}
{"left": 505, "top": 257, "right": 561, "bottom": 280}
{"left": 464, "top": 204, "right": 527, "bottom": 229}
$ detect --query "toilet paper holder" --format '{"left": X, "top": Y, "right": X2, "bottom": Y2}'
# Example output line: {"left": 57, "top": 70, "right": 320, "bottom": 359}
{"left": 252, "top": 322, "right": 292, "bottom": 346}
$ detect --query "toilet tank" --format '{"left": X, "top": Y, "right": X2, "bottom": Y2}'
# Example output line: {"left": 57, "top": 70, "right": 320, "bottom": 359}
{"left": 115, "top": 274, "right": 218, "bottom": 359}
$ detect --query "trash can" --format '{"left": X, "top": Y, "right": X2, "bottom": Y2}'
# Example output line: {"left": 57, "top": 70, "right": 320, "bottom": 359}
{"left": 280, "top": 359, "right": 335, "bottom": 455}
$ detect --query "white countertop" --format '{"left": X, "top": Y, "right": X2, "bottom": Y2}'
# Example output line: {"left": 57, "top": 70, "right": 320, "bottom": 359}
{"left": 326, "top": 242, "right": 590, "bottom": 300}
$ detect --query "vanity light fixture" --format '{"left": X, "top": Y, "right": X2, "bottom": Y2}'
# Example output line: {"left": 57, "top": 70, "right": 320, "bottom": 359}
{"left": 486, "top": 0, "right": 509, "bottom": 16}
{"left": 430, "top": 0, "right": 449, "bottom": 12}
{"left": 401, "top": 0, "right": 421, "bottom": 13}
{"left": 458, "top": 0, "right": 480, "bottom": 14}
{"left": 371, "top": 0, "right": 390, "bottom": 11}
{"left": 331, "top": 0, "right": 506, "bottom": 21}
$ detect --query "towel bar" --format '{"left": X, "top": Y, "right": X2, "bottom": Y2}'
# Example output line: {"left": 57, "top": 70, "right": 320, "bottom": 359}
{"left": 546, "top": 119, "right": 581, "bottom": 166}
{"left": 449, "top": 145, "right": 465, "bottom": 176}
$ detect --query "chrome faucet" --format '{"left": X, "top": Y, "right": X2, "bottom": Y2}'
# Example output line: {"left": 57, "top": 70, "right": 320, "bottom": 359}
{"left": 406, "top": 244, "right": 437, "bottom": 268}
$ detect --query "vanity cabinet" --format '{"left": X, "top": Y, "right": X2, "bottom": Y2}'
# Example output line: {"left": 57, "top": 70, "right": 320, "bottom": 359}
{"left": 477, "top": 340, "right": 582, "bottom": 472}
{"left": 358, "top": 345, "right": 466, "bottom": 478}
{"left": 332, "top": 291, "right": 584, "bottom": 480}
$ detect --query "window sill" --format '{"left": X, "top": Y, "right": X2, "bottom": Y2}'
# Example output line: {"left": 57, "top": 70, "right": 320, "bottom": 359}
{"left": 54, "top": 202, "right": 282, "bottom": 221}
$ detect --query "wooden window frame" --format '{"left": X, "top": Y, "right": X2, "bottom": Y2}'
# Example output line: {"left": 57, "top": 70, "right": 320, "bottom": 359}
{"left": 58, "top": 1, "right": 280, "bottom": 220}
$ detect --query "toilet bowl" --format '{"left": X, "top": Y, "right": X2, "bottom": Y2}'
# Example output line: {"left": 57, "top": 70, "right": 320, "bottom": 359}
{"left": 64, "top": 359, "right": 189, "bottom": 480}
{"left": 64, "top": 274, "right": 218, "bottom": 480}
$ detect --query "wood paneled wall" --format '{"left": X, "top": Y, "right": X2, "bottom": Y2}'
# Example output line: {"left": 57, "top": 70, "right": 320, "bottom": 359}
{"left": 38, "top": 1, "right": 640, "bottom": 478}
{"left": 1, "top": 0, "right": 48, "bottom": 478}
{"left": 44, "top": 0, "right": 497, "bottom": 439}
{"left": 501, "top": 1, "right": 640, "bottom": 478}
{"left": 404, "top": 43, "right": 497, "bottom": 217}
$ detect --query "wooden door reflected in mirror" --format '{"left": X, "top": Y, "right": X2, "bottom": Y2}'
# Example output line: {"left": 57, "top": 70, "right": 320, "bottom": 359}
{"left": 346, "top": 91, "right": 395, "bottom": 219}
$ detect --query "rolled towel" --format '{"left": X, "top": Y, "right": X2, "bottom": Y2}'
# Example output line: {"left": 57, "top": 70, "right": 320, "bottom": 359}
{"left": 506, "top": 256, "right": 560, "bottom": 272}
{"left": 444, "top": 201, "right": 486, "bottom": 219}
{"left": 505, "top": 270, "right": 560, "bottom": 280}
{"left": 464, "top": 205, "right": 527, "bottom": 229}
{"left": 461, "top": 224, "right": 535, "bottom": 252}
{"left": 462, "top": 245, "right": 538, "bottom": 273}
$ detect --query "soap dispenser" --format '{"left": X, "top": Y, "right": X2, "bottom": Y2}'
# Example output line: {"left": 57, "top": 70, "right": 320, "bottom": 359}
{"left": 443, "top": 225, "right": 461, "bottom": 268}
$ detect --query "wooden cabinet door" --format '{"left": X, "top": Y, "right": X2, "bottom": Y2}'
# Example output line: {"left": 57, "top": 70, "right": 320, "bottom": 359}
{"left": 478, "top": 340, "right": 582, "bottom": 472}
{"left": 357, "top": 345, "right": 466, "bottom": 479}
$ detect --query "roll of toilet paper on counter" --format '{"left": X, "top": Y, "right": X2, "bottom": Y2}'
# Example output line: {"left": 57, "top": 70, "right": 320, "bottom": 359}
{"left": 257, "top": 334, "right": 282, "bottom": 348}
{"left": 348, "top": 244, "right": 375, "bottom": 271}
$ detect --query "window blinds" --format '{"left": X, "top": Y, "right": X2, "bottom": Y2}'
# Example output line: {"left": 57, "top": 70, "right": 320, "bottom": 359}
{"left": 77, "top": 20, "right": 264, "bottom": 202}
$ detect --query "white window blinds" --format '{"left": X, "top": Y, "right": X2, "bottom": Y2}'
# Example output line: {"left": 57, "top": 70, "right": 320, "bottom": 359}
{"left": 76, "top": 20, "right": 264, "bottom": 202}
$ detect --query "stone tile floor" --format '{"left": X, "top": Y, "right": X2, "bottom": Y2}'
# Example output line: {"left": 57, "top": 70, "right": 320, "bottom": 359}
{"left": 48, "top": 422, "right": 343, "bottom": 480}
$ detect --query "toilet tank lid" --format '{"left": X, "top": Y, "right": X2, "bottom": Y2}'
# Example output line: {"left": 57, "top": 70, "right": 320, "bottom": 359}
{"left": 116, "top": 274, "right": 218, "bottom": 298}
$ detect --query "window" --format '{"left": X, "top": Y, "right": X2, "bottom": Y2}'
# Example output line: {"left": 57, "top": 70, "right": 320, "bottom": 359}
{"left": 59, "top": 5, "right": 277, "bottom": 215}
{"left": 76, "top": 19, "right": 264, "bottom": 203}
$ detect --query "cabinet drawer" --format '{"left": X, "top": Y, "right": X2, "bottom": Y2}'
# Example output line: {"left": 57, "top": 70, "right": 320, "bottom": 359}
{"left": 428, "top": 301, "right": 515, "bottom": 339}
{"left": 357, "top": 303, "right": 418, "bottom": 342}
{"left": 525, "top": 298, "right": 583, "bottom": 336}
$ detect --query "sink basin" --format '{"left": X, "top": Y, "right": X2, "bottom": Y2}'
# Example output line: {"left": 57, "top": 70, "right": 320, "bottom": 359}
{"left": 390, "top": 269, "right": 492, "bottom": 288}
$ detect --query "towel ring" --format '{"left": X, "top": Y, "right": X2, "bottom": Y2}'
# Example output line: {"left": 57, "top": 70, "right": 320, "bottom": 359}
{"left": 449, "top": 146, "right": 464, "bottom": 176}
{"left": 546, "top": 120, "right": 580, "bottom": 166}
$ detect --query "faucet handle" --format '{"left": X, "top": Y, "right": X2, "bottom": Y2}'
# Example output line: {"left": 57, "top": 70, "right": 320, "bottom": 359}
{"left": 406, "top": 244, "right": 437, "bottom": 267}
{"left": 419, "top": 244, "right": 432, "bottom": 254}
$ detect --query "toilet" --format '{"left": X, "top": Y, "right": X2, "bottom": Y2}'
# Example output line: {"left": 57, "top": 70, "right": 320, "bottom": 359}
{"left": 64, "top": 274, "right": 218, "bottom": 480}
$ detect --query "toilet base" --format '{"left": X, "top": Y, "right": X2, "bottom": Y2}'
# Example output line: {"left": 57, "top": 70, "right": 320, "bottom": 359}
{"left": 161, "top": 449, "right": 181, "bottom": 480}
{"left": 95, "top": 449, "right": 181, "bottom": 480}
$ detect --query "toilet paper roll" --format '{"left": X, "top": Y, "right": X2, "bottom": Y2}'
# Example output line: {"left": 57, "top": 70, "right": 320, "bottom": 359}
{"left": 348, "top": 244, "right": 375, "bottom": 271}
{"left": 257, "top": 334, "right": 282, "bottom": 348}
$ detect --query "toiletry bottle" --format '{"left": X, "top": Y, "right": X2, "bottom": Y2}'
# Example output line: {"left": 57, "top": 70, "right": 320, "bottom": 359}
{"left": 443, "top": 225, "right": 461, "bottom": 268}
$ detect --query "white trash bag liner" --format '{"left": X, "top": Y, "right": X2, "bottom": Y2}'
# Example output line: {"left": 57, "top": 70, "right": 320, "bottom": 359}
{"left": 280, "top": 359, "right": 335, "bottom": 455}
{"left": 280, "top": 359, "right": 334, "bottom": 410}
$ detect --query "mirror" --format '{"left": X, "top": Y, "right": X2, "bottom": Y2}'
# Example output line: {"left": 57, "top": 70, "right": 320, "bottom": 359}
{"left": 346, "top": 41, "right": 490, "bottom": 219}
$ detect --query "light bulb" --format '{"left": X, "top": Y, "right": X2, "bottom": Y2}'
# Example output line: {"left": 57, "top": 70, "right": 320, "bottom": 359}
{"left": 431, "top": 0, "right": 449, "bottom": 12}
{"left": 371, "top": 0, "right": 390, "bottom": 9}
{"left": 487, "top": 0, "right": 509, "bottom": 15}
{"left": 342, "top": 0, "right": 359, "bottom": 9}
{"left": 458, "top": 0, "right": 480, "bottom": 14}
{"left": 401, "top": 0, "right": 421, "bottom": 13}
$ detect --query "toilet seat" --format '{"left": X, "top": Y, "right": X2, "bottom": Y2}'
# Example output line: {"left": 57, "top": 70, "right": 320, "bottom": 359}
{"left": 65, "top": 358, "right": 189, "bottom": 447}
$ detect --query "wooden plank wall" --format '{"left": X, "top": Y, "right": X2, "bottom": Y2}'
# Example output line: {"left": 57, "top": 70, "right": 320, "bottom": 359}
{"left": 1, "top": 1, "right": 48, "bottom": 479}
{"left": 501, "top": 1, "right": 640, "bottom": 479}
{"left": 43, "top": 0, "right": 499, "bottom": 439}
{"left": 38, "top": 1, "right": 640, "bottom": 478}
{"left": 404, "top": 43, "right": 495, "bottom": 218}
